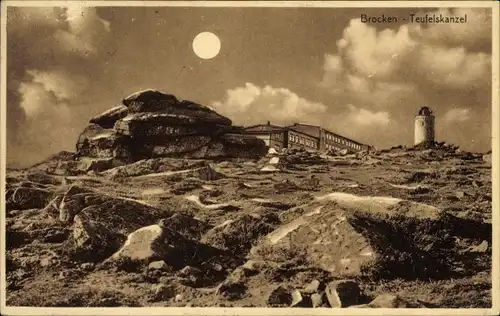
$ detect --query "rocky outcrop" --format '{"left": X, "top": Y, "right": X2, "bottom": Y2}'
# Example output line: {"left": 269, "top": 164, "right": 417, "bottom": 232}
{"left": 74, "top": 89, "right": 266, "bottom": 170}
{"left": 89, "top": 105, "right": 128, "bottom": 129}
{"left": 249, "top": 192, "right": 455, "bottom": 280}
{"left": 5, "top": 186, "right": 54, "bottom": 211}
{"left": 76, "top": 124, "right": 131, "bottom": 160}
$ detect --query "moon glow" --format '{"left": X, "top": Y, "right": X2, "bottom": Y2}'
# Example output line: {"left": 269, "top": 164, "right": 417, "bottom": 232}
{"left": 192, "top": 32, "right": 221, "bottom": 59}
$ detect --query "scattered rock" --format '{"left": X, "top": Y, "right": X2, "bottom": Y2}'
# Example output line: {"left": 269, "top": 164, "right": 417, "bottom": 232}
{"left": 110, "top": 224, "right": 169, "bottom": 262}
{"left": 80, "top": 263, "right": 95, "bottom": 271}
{"left": 72, "top": 210, "right": 125, "bottom": 261}
{"left": 325, "top": 280, "right": 363, "bottom": 308}
{"left": 174, "top": 294, "right": 184, "bottom": 302}
{"left": 5, "top": 186, "right": 53, "bottom": 210}
{"left": 178, "top": 266, "right": 202, "bottom": 278}
{"left": 25, "top": 172, "right": 62, "bottom": 185}
{"left": 291, "top": 290, "right": 312, "bottom": 307}
{"left": 303, "top": 279, "right": 324, "bottom": 294}
{"left": 216, "top": 281, "right": 247, "bottom": 301}
{"left": 148, "top": 260, "right": 169, "bottom": 271}
{"left": 350, "top": 293, "right": 414, "bottom": 308}
{"left": 468, "top": 240, "right": 489, "bottom": 253}
{"left": 311, "top": 293, "right": 326, "bottom": 308}
{"left": 455, "top": 191, "right": 465, "bottom": 199}
{"left": 267, "top": 286, "right": 293, "bottom": 307}
{"left": 152, "top": 284, "right": 177, "bottom": 300}
{"left": 201, "top": 212, "right": 280, "bottom": 253}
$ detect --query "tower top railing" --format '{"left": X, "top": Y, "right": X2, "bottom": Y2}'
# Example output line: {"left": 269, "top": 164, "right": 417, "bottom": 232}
{"left": 417, "top": 106, "right": 433, "bottom": 116}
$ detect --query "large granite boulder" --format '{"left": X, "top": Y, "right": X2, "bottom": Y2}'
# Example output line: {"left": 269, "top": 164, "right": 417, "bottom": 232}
{"left": 89, "top": 105, "right": 128, "bottom": 129}
{"left": 73, "top": 89, "right": 267, "bottom": 166}
{"left": 122, "top": 89, "right": 179, "bottom": 113}
{"left": 136, "top": 135, "right": 214, "bottom": 158}
{"left": 207, "top": 133, "right": 268, "bottom": 158}
{"left": 57, "top": 185, "right": 173, "bottom": 261}
{"left": 76, "top": 124, "right": 132, "bottom": 159}
{"left": 249, "top": 192, "right": 456, "bottom": 279}
{"left": 114, "top": 112, "right": 231, "bottom": 138}
{"left": 136, "top": 133, "right": 267, "bottom": 160}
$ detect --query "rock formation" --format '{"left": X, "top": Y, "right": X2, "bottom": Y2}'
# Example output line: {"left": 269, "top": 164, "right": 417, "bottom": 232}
{"left": 76, "top": 89, "right": 267, "bottom": 168}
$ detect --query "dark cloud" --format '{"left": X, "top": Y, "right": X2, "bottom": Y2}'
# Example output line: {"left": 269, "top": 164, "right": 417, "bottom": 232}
{"left": 7, "top": 6, "right": 112, "bottom": 167}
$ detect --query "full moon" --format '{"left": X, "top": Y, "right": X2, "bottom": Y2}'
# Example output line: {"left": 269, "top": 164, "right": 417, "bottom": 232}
{"left": 192, "top": 32, "right": 221, "bottom": 59}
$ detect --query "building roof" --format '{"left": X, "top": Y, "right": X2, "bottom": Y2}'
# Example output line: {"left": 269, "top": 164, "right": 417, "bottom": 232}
{"left": 286, "top": 123, "right": 321, "bottom": 138}
{"left": 242, "top": 121, "right": 371, "bottom": 148}
{"left": 243, "top": 123, "right": 285, "bottom": 133}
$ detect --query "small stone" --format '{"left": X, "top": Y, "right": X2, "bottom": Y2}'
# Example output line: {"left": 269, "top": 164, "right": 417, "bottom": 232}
{"left": 311, "top": 293, "right": 325, "bottom": 308}
{"left": 242, "top": 259, "right": 266, "bottom": 271}
{"left": 80, "top": 262, "right": 95, "bottom": 271}
{"left": 174, "top": 294, "right": 184, "bottom": 302}
{"left": 212, "top": 263, "right": 223, "bottom": 272}
{"left": 178, "top": 265, "right": 201, "bottom": 277}
{"left": 153, "top": 284, "right": 176, "bottom": 300}
{"left": 291, "top": 290, "right": 310, "bottom": 307}
{"left": 43, "top": 230, "right": 67, "bottom": 243}
{"left": 216, "top": 281, "right": 247, "bottom": 301}
{"left": 365, "top": 293, "right": 411, "bottom": 308}
{"left": 455, "top": 191, "right": 465, "bottom": 199}
{"left": 303, "top": 279, "right": 322, "bottom": 294}
{"left": 325, "top": 280, "right": 362, "bottom": 308}
{"left": 267, "top": 286, "right": 293, "bottom": 306}
{"left": 470, "top": 240, "right": 489, "bottom": 253}
{"left": 40, "top": 258, "right": 52, "bottom": 267}
{"left": 58, "top": 271, "right": 71, "bottom": 279}
{"left": 148, "top": 260, "right": 169, "bottom": 271}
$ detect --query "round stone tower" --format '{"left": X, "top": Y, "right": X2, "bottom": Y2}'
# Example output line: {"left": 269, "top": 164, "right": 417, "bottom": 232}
{"left": 414, "top": 106, "right": 435, "bottom": 147}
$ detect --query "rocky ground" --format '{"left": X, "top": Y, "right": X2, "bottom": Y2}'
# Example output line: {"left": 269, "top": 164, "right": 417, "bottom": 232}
{"left": 5, "top": 145, "right": 492, "bottom": 308}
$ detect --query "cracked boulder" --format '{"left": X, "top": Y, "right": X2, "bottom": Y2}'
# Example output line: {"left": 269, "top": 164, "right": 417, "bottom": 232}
{"left": 250, "top": 192, "right": 459, "bottom": 280}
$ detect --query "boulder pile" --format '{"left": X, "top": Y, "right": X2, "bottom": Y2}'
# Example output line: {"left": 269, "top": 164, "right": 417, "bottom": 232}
{"left": 76, "top": 89, "right": 267, "bottom": 167}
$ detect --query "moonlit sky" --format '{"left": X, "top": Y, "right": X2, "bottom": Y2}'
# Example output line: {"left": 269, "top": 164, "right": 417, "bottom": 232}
{"left": 6, "top": 6, "right": 493, "bottom": 167}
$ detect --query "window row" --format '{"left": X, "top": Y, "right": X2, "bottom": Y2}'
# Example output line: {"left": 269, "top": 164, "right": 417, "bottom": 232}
{"left": 271, "top": 133, "right": 283, "bottom": 140}
{"left": 289, "top": 134, "right": 317, "bottom": 148}
{"left": 326, "top": 144, "right": 345, "bottom": 151}
{"left": 325, "top": 134, "right": 363, "bottom": 150}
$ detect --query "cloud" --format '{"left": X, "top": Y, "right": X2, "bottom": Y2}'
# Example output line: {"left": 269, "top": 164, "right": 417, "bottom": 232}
{"left": 410, "top": 8, "right": 492, "bottom": 52}
{"left": 7, "top": 6, "right": 112, "bottom": 167}
{"left": 321, "top": 7, "right": 491, "bottom": 150}
{"left": 212, "top": 83, "right": 328, "bottom": 126}
{"left": 346, "top": 104, "right": 390, "bottom": 126}
{"left": 444, "top": 108, "right": 471, "bottom": 123}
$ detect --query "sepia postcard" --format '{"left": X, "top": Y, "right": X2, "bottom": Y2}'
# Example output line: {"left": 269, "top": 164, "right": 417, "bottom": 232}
{"left": 1, "top": 1, "right": 499, "bottom": 315}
